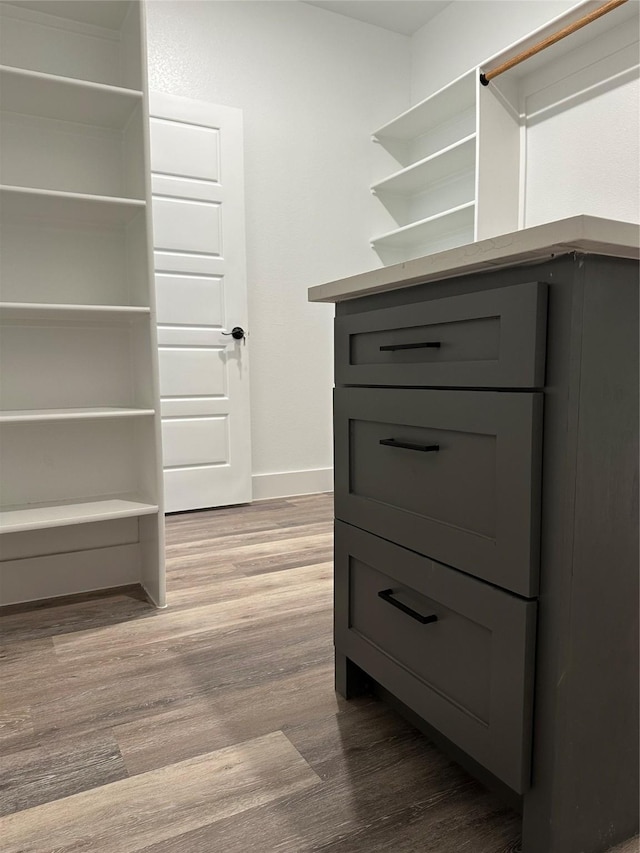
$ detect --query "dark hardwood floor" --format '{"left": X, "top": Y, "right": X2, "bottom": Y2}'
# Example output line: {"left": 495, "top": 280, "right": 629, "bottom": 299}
{"left": 1, "top": 494, "right": 637, "bottom": 852}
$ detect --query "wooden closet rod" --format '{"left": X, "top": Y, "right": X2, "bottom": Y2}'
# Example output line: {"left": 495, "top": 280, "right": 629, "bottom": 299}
{"left": 480, "top": 0, "right": 628, "bottom": 85}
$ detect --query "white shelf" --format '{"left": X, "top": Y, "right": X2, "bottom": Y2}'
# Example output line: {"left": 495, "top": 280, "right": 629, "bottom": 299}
{"left": 373, "top": 70, "right": 476, "bottom": 142}
{"left": 0, "top": 1, "right": 142, "bottom": 92}
{"left": 0, "top": 496, "right": 158, "bottom": 534}
{"left": 372, "top": 134, "right": 476, "bottom": 197}
{"left": 0, "top": 185, "right": 146, "bottom": 225}
{"left": 0, "top": 0, "right": 164, "bottom": 607}
{"left": 0, "top": 407, "right": 155, "bottom": 423}
{"left": 370, "top": 70, "right": 480, "bottom": 263}
{"left": 372, "top": 201, "right": 475, "bottom": 252}
{"left": 14, "top": 1, "right": 133, "bottom": 31}
{"left": 368, "top": 3, "right": 634, "bottom": 258}
{"left": 0, "top": 65, "right": 142, "bottom": 128}
{"left": 0, "top": 303, "right": 151, "bottom": 322}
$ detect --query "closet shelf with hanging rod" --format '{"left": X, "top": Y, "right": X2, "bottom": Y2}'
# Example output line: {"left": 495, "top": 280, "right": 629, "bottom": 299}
{"left": 369, "top": 0, "right": 637, "bottom": 265}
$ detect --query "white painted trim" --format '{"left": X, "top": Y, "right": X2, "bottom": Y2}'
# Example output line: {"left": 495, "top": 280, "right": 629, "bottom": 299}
{"left": 252, "top": 468, "right": 333, "bottom": 501}
{"left": 0, "top": 543, "right": 141, "bottom": 606}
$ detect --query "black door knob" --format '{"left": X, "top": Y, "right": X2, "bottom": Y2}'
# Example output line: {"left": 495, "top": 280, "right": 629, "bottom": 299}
{"left": 223, "top": 326, "right": 246, "bottom": 341}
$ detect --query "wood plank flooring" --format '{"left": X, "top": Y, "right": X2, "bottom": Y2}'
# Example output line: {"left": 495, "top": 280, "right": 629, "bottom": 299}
{"left": 1, "top": 493, "right": 638, "bottom": 853}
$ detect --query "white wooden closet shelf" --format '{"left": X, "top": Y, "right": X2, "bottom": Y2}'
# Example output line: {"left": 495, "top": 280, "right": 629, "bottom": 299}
{"left": 371, "top": 202, "right": 475, "bottom": 255}
{"left": 0, "top": 185, "right": 146, "bottom": 224}
{"left": 0, "top": 0, "right": 165, "bottom": 608}
{"left": 369, "top": 0, "right": 639, "bottom": 264}
{"left": 0, "top": 408, "right": 155, "bottom": 423}
{"left": 0, "top": 1, "right": 142, "bottom": 89}
{"left": 373, "top": 70, "right": 476, "bottom": 147}
{"left": 0, "top": 303, "right": 151, "bottom": 322}
{"left": 0, "top": 65, "right": 143, "bottom": 128}
{"left": 371, "top": 134, "right": 476, "bottom": 198}
{"left": 0, "top": 498, "right": 159, "bottom": 535}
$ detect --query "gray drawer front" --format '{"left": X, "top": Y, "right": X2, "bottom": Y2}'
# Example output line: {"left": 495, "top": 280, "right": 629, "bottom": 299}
{"left": 334, "top": 521, "right": 536, "bottom": 794}
{"left": 335, "top": 281, "right": 547, "bottom": 388}
{"left": 334, "top": 387, "right": 542, "bottom": 597}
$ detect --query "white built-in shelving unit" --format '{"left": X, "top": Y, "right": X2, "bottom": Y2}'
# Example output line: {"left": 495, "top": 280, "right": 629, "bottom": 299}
{"left": 371, "top": 0, "right": 639, "bottom": 264}
{"left": 0, "top": 0, "right": 165, "bottom": 607}
{"left": 371, "top": 67, "right": 519, "bottom": 264}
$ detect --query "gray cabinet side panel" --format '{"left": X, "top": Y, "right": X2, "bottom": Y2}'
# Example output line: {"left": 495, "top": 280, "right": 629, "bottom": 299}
{"left": 522, "top": 257, "right": 586, "bottom": 853}
{"left": 522, "top": 256, "right": 640, "bottom": 853}
{"left": 557, "top": 257, "right": 639, "bottom": 852}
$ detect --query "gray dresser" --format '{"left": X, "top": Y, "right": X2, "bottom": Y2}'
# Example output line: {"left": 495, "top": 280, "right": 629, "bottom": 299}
{"left": 309, "top": 217, "right": 639, "bottom": 853}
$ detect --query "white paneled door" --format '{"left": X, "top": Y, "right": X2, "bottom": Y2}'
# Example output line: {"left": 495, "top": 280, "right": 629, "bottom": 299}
{"left": 149, "top": 92, "right": 251, "bottom": 513}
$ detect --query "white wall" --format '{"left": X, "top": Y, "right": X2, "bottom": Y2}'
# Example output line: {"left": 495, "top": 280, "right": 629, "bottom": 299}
{"left": 146, "top": 1, "right": 638, "bottom": 502}
{"left": 145, "top": 1, "right": 410, "bottom": 498}
{"left": 524, "top": 78, "right": 639, "bottom": 225}
{"left": 411, "top": 1, "right": 639, "bottom": 228}
{"left": 411, "top": 2, "right": 576, "bottom": 101}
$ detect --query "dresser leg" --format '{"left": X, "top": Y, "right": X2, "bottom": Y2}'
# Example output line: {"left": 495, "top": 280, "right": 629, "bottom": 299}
{"left": 335, "top": 651, "right": 371, "bottom": 699}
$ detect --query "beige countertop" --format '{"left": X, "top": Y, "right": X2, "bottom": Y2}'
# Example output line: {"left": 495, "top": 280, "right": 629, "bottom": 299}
{"left": 307, "top": 216, "right": 639, "bottom": 304}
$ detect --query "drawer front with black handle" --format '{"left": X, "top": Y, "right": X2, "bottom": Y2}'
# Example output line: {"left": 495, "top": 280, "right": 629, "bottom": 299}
{"left": 334, "top": 521, "right": 536, "bottom": 794}
{"left": 335, "top": 281, "right": 547, "bottom": 389}
{"left": 334, "top": 386, "right": 542, "bottom": 597}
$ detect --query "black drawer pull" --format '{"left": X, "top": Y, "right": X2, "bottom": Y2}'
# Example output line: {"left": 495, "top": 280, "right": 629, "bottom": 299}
{"left": 378, "top": 589, "right": 438, "bottom": 625}
{"left": 379, "top": 438, "right": 440, "bottom": 453}
{"left": 380, "top": 341, "right": 441, "bottom": 351}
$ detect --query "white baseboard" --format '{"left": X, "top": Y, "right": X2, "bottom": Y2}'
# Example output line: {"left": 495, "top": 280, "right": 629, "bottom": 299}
{"left": 252, "top": 467, "right": 333, "bottom": 501}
